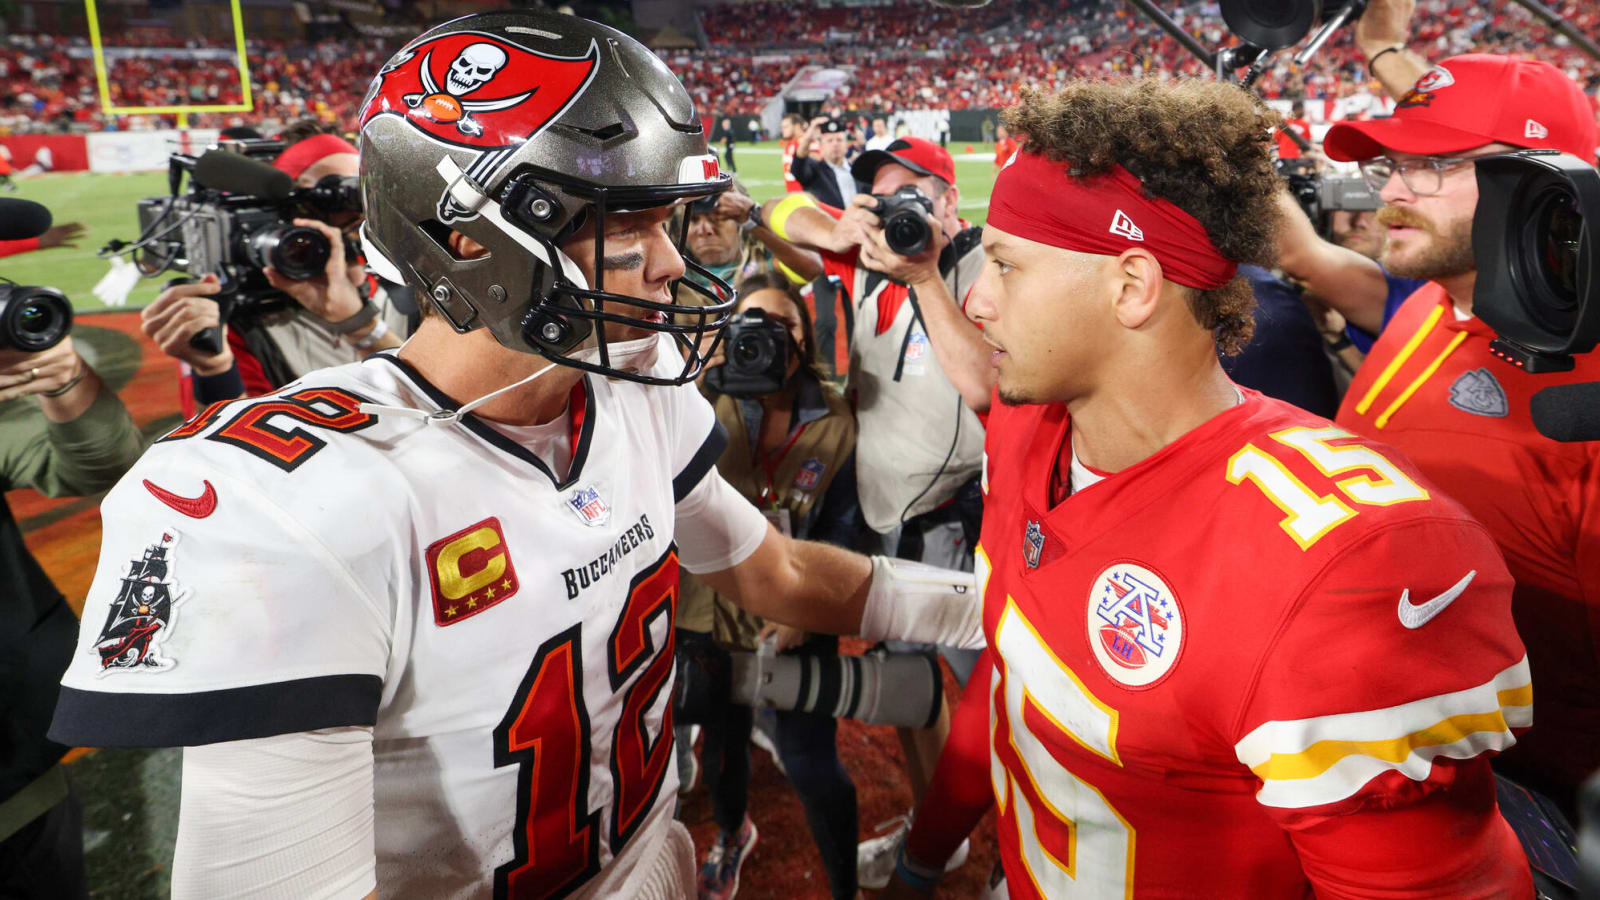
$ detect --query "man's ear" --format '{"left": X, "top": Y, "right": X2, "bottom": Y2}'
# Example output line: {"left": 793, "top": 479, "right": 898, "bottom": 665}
{"left": 448, "top": 230, "right": 490, "bottom": 260}
{"left": 1111, "top": 248, "right": 1163, "bottom": 330}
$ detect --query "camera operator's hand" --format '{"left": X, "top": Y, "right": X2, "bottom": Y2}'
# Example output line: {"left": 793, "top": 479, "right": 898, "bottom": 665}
{"left": 758, "top": 623, "right": 807, "bottom": 653}
{"left": 0, "top": 338, "right": 86, "bottom": 404}
{"left": 141, "top": 274, "right": 235, "bottom": 375}
{"left": 853, "top": 196, "right": 945, "bottom": 286}
{"left": 38, "top": 222, "right": 85, "bottom": 249}
{"left": 263, "top": 218, "right": 365, "bottom": 325}
{"left": 1354, "top": 0, "right": 1415, "bottom": 55}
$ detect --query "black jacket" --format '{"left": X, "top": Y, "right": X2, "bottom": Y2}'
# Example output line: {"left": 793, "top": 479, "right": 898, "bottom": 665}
{"left": 789, "top": 155, "right": 858, "bottom": 209}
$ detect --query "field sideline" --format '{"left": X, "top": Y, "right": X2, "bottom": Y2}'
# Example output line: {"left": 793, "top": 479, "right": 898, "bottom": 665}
{"left": 4, "top": 139, "right": 1003, "bottom": 315}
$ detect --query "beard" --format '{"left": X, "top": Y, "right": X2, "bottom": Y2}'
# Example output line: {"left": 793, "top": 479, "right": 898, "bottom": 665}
{"left": 1377, "top": 206, "right": 1476, "bottom": 280}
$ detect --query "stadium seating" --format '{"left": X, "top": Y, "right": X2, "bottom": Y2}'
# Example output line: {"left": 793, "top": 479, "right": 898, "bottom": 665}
{"left": 0, "top": 0, "right": 1595, "bottom": 133}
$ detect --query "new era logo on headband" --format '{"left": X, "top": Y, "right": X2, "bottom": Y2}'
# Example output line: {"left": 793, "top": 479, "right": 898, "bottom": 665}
{"left": 1109, "top": 209, "right": 1144, "bottom": 242}
{"left": 1525, "top": 119, "right": 1549, "bottom": 139}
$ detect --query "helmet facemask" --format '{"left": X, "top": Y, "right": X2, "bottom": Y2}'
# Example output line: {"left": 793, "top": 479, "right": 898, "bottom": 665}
{"left": 499, "top": 167, "right": 736, "bottom": 385}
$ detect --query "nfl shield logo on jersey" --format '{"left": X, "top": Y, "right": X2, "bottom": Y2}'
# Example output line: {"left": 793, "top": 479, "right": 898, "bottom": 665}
{"left": 1087, "top": 562, "right": 1184, "bottom": 688}
{"left": 567, "top": 484, "right": 611, "bottom": 527}
{"left": 1023, "top": 521, "right": 1045, "bottom": 568}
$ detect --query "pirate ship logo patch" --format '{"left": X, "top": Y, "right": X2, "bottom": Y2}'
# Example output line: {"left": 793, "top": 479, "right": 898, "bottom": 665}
{"left": 92, "top": 531, "right": 191, "bottom": 674}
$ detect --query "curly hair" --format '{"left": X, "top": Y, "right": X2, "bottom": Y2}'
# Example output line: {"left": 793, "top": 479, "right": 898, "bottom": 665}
{"left": 1003, "top": 78, "right": 1283, "bottom": 355}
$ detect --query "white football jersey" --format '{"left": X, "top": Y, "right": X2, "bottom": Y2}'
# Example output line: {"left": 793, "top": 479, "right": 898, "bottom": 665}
{"left": 52, "top": 342, "right": 765, "bottom": 898}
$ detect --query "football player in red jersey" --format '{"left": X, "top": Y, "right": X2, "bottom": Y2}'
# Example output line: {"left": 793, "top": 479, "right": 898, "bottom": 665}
{"left": 889, "top": 78, "right": 1535, "bottom": 898}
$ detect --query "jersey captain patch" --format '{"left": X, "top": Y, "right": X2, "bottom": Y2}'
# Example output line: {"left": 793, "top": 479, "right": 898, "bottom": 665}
{"left": 1087, "top": 562, "right": 1184, "bottom": 688}
{"left": 426, "top": 516, "right": 520, "bottom": 626}
{"left": 94, "top": 531, "right": 190, "bottom": 674}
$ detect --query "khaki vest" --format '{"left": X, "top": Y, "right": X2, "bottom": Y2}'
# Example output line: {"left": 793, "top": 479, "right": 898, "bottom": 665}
{"left": 846, "top": 230, "right": 986, "bottom": 533}
{"left": 679, "top": 379, "right": 856, "bottom": 649}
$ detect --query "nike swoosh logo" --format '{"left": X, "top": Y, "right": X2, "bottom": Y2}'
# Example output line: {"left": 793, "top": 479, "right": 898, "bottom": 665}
{"left": 143, "top": 479, "right": 218, "bottom": 519}
{"left": 1397, "top": 570, "right": 1476, "bottom": 629}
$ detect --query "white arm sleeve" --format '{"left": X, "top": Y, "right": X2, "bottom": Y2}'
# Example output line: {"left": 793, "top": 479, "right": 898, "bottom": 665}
{"left": 173, "top": 727, "right": 376, "bottom": 900}
{"left": 674, "top": 470, "right": 770, "bottom": 574}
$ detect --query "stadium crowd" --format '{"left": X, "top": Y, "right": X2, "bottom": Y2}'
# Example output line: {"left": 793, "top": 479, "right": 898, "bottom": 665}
{"left": 4, "top": 0, "right": 1596, "bottom": 132}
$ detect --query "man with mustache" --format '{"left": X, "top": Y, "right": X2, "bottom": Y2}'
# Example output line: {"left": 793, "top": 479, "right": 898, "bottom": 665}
{"left": 1293, "top": 53, "right": 1600, "bottom": 813}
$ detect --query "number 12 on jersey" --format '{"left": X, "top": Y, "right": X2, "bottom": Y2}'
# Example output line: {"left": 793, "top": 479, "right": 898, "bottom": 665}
{"left": 492, "top": 549, "right": 679, "bottom": 900}
{"left": 1226, "top": 426, "right": 1427, "bottom": 550}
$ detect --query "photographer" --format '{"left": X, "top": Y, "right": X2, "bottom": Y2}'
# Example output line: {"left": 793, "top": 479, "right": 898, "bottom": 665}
{"left": 140, "top": 127, "right": 409, "bottom": 416}
{"left": 681, "top": 271, "right": 862, "bottom": 900}
{"left": 754, "top": 136, "right": 988, "bottom": 887}
{"left": 1289, "top": 52, "right": 1600, "bottom": 811}
{"left": 0, "top": 332, "right": 143, "bottom": 898}
{"left": 683, "top": 178, "right": 823, "bottom": 290}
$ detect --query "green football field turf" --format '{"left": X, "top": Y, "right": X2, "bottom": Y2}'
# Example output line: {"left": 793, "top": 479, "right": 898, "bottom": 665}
{"left": 4, "top": 141, "right": 1000, "bottom": 314}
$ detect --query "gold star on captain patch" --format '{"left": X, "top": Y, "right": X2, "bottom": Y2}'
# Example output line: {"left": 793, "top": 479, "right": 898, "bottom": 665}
{"left": 445, "top": 606, "right": 458, "bottom": 617}
{"left": 502, "top": 579, "right": 512, "bottom": 591}
{"left": 486, "top": 586, "right": 496, "bottom": 600}
{"left": 467, "top": 597, "right": 478, "bottom": 609}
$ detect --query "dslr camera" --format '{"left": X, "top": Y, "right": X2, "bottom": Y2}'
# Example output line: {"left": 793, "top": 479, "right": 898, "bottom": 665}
{"left": 1278, "top": 157, "right": 1381, "bottom": 234}
{"left": 872, "top": 185, "right": 936, "bottom": 256}
{"left": 0, "top": 280, "right": 72, "bottom": 353}
{"left": 107, "top": 139, "right": 362, "bottom": 350}
{"left": 704, "top": 307, "right": 791, "bottom": 397}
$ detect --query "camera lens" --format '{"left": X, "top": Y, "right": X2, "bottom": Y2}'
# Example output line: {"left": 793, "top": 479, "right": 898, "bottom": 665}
{"left": 249, "top": 225, "right": 331, "bottom": 280}
{"left": 1520, "top": 185, "right": 1583, "bottom": 335}
{"left": 0, "top": 286, "right": 73, "bottom": 352}
{"left": 884, "top": 211, "right": 931, "bottom": 256}
{"left": 1537, "top": 191, "right": 1582, "bottom": 304}
{"left": 732, "top": 332, "right": 772, "bottom": 370}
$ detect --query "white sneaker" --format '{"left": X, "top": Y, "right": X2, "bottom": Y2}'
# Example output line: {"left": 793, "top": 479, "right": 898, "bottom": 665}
{"left": 856, "top": 815, "right": 910, "bottom": 890}
{"left": 856, "top": 814, "right": 970, "bottom": 891}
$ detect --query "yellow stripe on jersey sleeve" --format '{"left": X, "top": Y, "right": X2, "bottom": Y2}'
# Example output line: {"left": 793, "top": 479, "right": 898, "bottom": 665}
{"left": 1234, "top": 656, "right": 1531, "bottom": 809}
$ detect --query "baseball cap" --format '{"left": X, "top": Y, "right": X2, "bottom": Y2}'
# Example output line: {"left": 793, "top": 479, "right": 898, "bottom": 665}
{"left": 851, "top": 136, "right": 956, "bottom": 187}
{"left": 1323, "top": 54, "right": 1600, "bottom": 163}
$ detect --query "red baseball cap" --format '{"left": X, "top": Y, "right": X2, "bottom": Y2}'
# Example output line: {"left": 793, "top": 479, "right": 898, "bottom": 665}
{"left": 851, "top": 136, "right": 956, "bottom": 187}
{"left": 1323, "top": 54, "right": 1600, "bottom": 163}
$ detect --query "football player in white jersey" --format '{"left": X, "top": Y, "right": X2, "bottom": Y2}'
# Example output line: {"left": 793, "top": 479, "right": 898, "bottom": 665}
{"left": 49, "top": 11, "right": 981, "bottom": 900}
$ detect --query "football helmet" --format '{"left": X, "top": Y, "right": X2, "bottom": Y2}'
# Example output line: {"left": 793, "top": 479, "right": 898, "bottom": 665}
{"left": 357, "top": 10, "right": 734, "bottom": 384}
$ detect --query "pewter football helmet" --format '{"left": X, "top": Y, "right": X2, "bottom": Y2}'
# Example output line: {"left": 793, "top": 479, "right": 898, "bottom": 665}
{"left": 357, "top": 10, "right": 734, "bottom": 384}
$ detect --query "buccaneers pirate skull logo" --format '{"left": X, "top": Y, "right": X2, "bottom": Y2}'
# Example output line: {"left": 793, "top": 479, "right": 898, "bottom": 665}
{"left": 92, "top": 531, "right": 191, "bottom": 674}
{"left": 360, "top": 31, "right": 600, "bottom": 150}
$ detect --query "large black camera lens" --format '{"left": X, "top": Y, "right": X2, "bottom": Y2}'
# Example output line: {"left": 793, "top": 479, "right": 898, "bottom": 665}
{"left": 733, "top": 330, "right": 776, "bottom": 370}
{"left": 1220, "top": 0, "right": 1320, "bottom": 49}
{"left": 248, "top": 225, "right": 331, "bottom": 280}
{"left": 0, "top": 284, "right": 73, "bottom": 352}
{"left": 883, "top": 210, "right": 932, "bottom": 256}
{"left": 1534, "top": 187, "right": 1582, "bottom": 310}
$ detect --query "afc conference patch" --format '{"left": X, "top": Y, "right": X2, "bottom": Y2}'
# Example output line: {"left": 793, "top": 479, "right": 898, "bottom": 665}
{"left": 1087, "top": 562, "right": 1184, "bottom": 688}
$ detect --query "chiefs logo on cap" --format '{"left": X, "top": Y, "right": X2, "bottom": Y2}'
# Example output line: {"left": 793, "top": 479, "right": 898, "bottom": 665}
{"left": 360, "top": 31, "right": 599, "bottom": 151}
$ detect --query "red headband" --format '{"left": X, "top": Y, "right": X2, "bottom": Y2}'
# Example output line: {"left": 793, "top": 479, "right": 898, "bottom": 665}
{"left": 273, "top": 133, "right": 358, "bottom": 180}
{"left": 988, "top": 151, "right": 1237, "bottom": 291}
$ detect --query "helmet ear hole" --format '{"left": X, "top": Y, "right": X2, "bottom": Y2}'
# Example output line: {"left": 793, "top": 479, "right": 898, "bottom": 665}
{"left": 419, "top": 219, "right": 489, "bottom": 262}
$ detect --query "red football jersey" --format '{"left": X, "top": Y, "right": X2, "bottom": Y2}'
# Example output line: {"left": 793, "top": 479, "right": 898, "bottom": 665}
{"left": 979, "top": 389, "right": 1533, "bottom": 898}
{"left": 1337, "top": 282, "right": 1600, "bottom": 796}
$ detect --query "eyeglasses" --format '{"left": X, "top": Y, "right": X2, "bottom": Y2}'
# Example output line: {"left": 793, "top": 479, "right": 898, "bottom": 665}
{"left": 1357, "top": 155, "right": 1481, "bottom": 196}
